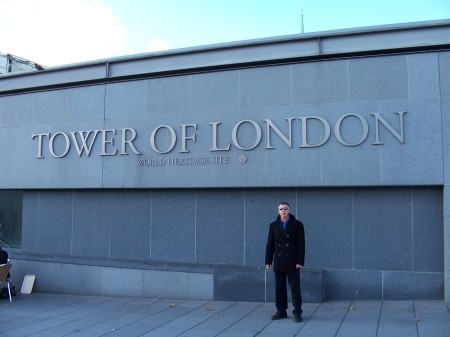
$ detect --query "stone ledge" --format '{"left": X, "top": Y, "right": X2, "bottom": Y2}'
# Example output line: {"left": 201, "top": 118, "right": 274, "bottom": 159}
{"left": 10, "top": 259, "right": 214, "bottom": 300}
{"left": 214, "top": 265, "right": 323, "bottom": 302}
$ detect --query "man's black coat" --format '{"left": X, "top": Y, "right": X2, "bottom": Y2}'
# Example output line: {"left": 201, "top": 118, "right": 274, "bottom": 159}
{"left": 265, "top": 214, "right": 305, "bottom": 272}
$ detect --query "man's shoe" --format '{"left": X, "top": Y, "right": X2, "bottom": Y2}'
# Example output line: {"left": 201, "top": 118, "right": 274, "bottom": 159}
{"left": 271, "top": 311, "right": 287, "bottom": 320}
{"left": 293, "top": 311, "right": 303, "bottom": 322}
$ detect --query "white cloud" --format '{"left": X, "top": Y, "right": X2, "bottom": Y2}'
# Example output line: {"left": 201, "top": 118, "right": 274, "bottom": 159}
{"left": 0, "top": 0, "right": 127, "bottom": 66}
{"left": 147, "top": 38, "right": 171, "bottom": 53}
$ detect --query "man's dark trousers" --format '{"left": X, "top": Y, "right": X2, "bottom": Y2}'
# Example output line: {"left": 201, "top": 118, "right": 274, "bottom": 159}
{"left": 275, "top": 269, "right": 302, "bottom": 314}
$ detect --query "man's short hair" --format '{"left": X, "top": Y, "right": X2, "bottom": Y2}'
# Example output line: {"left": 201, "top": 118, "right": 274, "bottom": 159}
{"left": 279, "top": 201, "right": 290, "bottom": 208}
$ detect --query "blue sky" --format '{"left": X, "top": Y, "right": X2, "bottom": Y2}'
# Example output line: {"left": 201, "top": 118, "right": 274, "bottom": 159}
{"left": 1, "top": 0, "right": 449, "bottom": 67}
{"left": 108, "top": 0, "right": 450, "bottom": 52}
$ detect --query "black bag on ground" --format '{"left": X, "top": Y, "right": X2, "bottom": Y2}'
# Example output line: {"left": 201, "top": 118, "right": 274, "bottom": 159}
{"left": 2, "top": 284, "right": 16, "bottom": 298}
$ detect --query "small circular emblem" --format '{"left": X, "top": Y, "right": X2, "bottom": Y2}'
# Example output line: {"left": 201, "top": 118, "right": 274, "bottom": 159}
{"left": 239, "top": 155, "right": 247, "bottom": 164}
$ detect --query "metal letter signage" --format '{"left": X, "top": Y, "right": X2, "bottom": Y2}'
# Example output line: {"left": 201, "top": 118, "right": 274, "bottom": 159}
{"left": 32, "top": 112, "right": 406, "bottom": 159}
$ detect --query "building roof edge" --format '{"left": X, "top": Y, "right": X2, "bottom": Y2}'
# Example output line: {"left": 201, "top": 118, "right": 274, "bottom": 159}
{"left": 1, "top": 19, "right": 450, "bottom": 94}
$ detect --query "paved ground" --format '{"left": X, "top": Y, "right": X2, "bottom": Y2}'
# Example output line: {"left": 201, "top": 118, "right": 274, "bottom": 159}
{"left": 0, "top": 293, "right": 449, "bottom": 337}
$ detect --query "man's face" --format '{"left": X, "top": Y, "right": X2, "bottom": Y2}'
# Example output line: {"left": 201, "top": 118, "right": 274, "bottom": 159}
{"left": 278, "top": 204, "right": 290, "bottom": 218}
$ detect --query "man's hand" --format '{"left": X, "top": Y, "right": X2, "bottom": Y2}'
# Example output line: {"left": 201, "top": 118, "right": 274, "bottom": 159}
{"left": 265, "top": 264, "right": 272, "bottom": 270}
{"left": 296, "top": 264, "right": 303, "bottom": 270}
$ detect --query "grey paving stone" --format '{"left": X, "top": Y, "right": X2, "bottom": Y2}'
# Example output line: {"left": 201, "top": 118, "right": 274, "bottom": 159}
{"left": 2, "top": 318, "right": 74, "bottom": 337}
{"left": 216, "top": 302, "right": 270, "bottom": 336}
{"left": 296, "top": 301, "right": 350, "bottom": 337}
{"left": 414, "top": 301, "right": 450, "bottom": 337}
{"left": 133, "top": 300, "right": 211, "bottom": 337}
{"left": 183, "top": 301, "right": 261, "bottom": 336}
{"left": 335, "top": 300, "right": 381, "bottom": 337}
{"left": 166, "top": 301, "right": 238, "bottom": 337}
{"left": 376, "top": 301, "right": 418, "bottom": 337}
{"left": 99, "top": 299, "right": 188, "bottom": 336}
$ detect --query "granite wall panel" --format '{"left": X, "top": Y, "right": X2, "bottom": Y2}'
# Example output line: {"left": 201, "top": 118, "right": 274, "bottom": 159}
{"left": 323, "top": 269, "right": 382, "bottom": 300}
{"left": 214, "top": 265, "right": 265, "bottom": 302}
{"left": 72, "top": 191, "right": 111, "bottom": 258}
{"left": 383, "top": 271, "right": 444, "bottom": 300}
{"left": 292, "top": 59, "right": 349, "bottom": 105}
{"left": 147, "top": 76, "right": 191, "bottom": 116}
{"left": 353, "top": 188, "right": 412, "bottom": 271}
{"left": 60, "top": 262, "right": 104, "bottom": 295}
{"left": 191, "top": 70, "right": 239, "bottom": 113}
{"left": 412, "top": 187, "right": 444, "bottom": 272}
{"left": 106, "top": 80, "right": 146, "bottom": 121}
{"left": 0, "top": 127, "right": 15, "bottom": 187}
{"left": 33, "top": 89, "right": 68, "bottom": 125}
{"left": 21, "top": 191, "right": 39, "bottom": 253}
{"left": 68, "top": 85, "right": 105, "bottom": 122}
{"left": 298, "top": 189, "right": 353, "bottom": 269}
{"left": 37, "top": 191, "right": 73, "bottom": 255}
{"left": 407, "top": 53, "right": 440, "bottom": 99}
{"left": 0, "top": 93, "right": 34, "bottom": 127}
{"left": 442, "top": 99, "right": 450, "bottom": 185}
{"left": 240, "top": 65, "right": 291, "bottom": 108}
{"left": 151, "top": 190, "right": 196, "bottom": 263}
{"left": 196, "top": 190, "right": 245, "bottom": 265}
{"left": 439, "top": 51, "right": 450, "bottom": 98}
{"left": 110, "top": 191, "right": 151, "bottom": 260}
{"left": 264, "top": 106, "right": 323, "bottom": 186}
{"left": 446, "top": 275, "right": 450, "bottom": 304}
{"left": 444, "top": 185, "right": 450, "bottom": 304}
{"left": 378, "top": 98, "right": 443, "bottom": 185}
{"left": 348, "top": 55, "right": 408, "bottom": 101}
{"left": 353, "top": 188, "right": 413, "bottom": 271}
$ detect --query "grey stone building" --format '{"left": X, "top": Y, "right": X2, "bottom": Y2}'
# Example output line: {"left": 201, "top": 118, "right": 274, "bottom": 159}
{"left": 0, "top": 19, "right": 449, "bottom": 303}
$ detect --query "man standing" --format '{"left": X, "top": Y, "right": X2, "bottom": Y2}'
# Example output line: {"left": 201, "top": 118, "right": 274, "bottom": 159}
{"left": 265, "top": 201, "right": 305, "bottom": 322}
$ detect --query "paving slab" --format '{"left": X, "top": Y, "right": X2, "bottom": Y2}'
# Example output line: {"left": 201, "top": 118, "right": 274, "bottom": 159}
{"left": 414, "top": 300, "right": 450, "bottom": 337}
{"left": 335, "top": 300, "right": 381, "bottom": 337}
{"left": 131, "top": 300, "right": 211, "bottom": 337}
{"left": 181, "top": 301, "right": 262, "bottom": 336}
{"left": 376, "top": 301, "right": 418, "bottom": 337}
{"left": 216, "top": 302, "right": 271, "bottom": 336}
{"left": 295, "top": 301, "right": 351, "bottom": 337}
{"left": 100, "top": 299, "right": 189, "bottom": 337}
